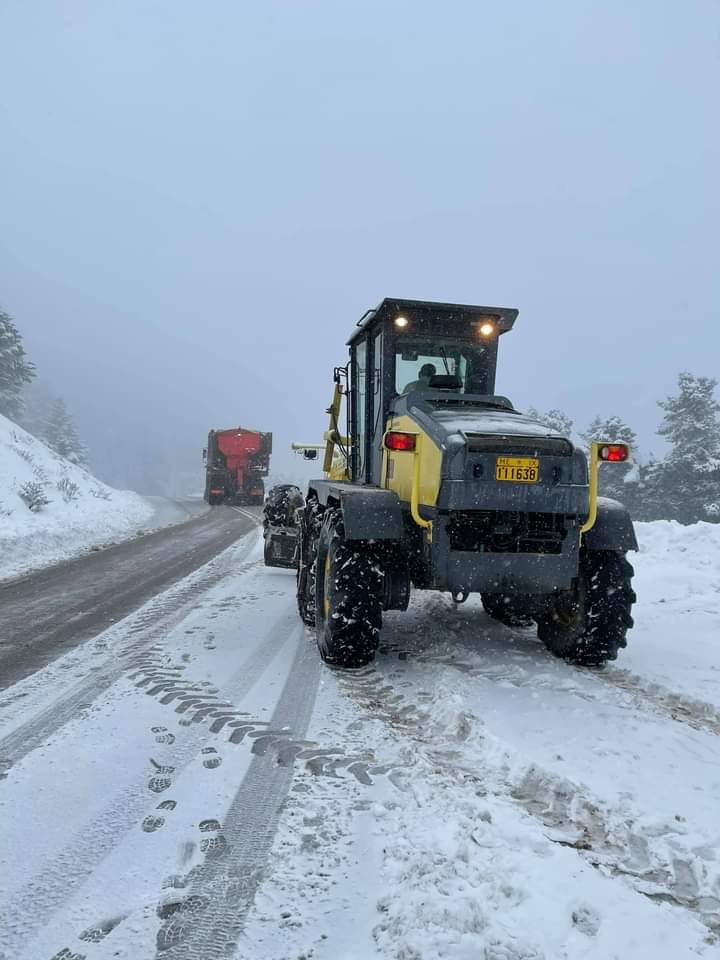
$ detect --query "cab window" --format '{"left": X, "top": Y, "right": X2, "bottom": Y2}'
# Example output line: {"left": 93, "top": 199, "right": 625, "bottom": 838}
{"left": 394, "top": 339, "right": 485, "bottom": 394}
{"left": 353, "top": 339, "right": 368, "bottom": 478}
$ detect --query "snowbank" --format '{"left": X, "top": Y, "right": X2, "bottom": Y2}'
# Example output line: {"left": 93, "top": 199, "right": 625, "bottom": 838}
{"left": 0, "top": 413, "right": 153, "bottom": 581}
{"left": 621, "top": 519, "right": 720, "bottom": 706}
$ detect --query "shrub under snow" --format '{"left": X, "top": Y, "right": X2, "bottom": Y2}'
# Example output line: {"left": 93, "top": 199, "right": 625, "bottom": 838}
{"left": 0, "top": 413, "right": 153, "bottom": 581}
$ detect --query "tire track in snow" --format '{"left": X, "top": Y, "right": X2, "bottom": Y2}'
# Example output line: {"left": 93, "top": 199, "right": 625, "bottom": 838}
{"left": 0, "top": 607, "right": 298, "bottom": 955}
{"left": 594, "top": 668, "right": 720, "bottom": 738}
{"left": 379, "top": 637, "right": 720, "bottom": 741}
{"left": 154, "top": 625, "right": 321, "bottom": 960}
{"left": 0, "top": 541, "right": 260, "bottom": 772}
{"left": 338, "top": 658, "right": 720, "bottom": 933}
{"left": 230, "top": 506, "right": 262, "bottom": 525}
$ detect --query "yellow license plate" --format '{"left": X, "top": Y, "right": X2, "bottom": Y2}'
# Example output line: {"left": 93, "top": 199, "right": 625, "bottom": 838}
{"left": 495, "top": 456, "right": 539, "bottom": 483}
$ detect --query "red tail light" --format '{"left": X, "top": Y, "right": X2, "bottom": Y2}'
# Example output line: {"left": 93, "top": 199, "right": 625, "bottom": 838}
{"left": 599, "top": 443, "right": 629, "bottom": 462}
{"left": 385, "top": 431, "right": 417, "bottom": 451}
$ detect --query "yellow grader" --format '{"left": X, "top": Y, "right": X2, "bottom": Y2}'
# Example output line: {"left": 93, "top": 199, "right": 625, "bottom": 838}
{"left": 289, "top": 298, "right": 636, "bottom": 668}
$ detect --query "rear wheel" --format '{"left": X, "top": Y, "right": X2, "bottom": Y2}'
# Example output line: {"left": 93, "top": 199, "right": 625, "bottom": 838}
{"left": 315, "top": 510, "right": 383, "bottom": 667}
{"left": 537, "top": 550, "right": 635, "bottom": 666}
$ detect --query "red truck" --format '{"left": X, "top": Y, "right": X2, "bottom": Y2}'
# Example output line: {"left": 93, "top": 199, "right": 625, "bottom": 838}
{"left": 203, "top": 427, "right": 272, "bottom": 505}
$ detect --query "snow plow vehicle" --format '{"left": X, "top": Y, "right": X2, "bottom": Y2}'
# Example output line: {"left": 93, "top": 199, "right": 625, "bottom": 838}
{"left": 203, "top": 427, "right": 272, "bottom": 505}
{"left": 262, "top": 483, "right": 304, "bottom": 568}
{"left": 295, "top": 297, "right": 637, "bottom": 668}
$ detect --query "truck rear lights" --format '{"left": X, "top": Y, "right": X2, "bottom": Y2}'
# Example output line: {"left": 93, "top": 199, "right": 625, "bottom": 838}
{"left": 599, "top": 444, "right": 629, "bottom": 462}
{"left": 385, "top": 431, "right": 416, "bottom": 451}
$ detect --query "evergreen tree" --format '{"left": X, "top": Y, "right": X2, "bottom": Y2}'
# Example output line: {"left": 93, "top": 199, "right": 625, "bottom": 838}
{"left": 581, "top": 415, "right": 640, "bottom": 508}
{"left": 17, "top": 379, "right": 55, "bottom": 439}
{"left": 654, "top": 372, "right": 720, "bottom": 523}
{"left": 526, "top": 406, "right": 573, "bottom": 437}
{"left": 0, "top": 308, "right": 36, "bottom": 419}
{"left": 631, "top": 457, "right": 667, "bottom": 522}
{"left": 44, "top": 398, "right": 88, "bottom": 466}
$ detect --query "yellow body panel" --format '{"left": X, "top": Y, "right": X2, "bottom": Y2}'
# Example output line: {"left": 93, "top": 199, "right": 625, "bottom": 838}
{"left": 382, "top": 414, "right": 442, "bottom": 507}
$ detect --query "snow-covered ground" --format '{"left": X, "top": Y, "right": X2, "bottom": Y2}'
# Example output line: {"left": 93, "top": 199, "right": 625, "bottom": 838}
{"left": 0, "top": 521, "right": 718, "bottom": 960}
{"left": 0, "top": 414, "right": 207, "bottom": 581}
{"left": 621, "top": 520, "right": 720, "bottom": 707}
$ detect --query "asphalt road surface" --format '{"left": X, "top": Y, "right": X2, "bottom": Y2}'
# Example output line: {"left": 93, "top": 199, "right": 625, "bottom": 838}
{"left": 0, "top": 504, "right": 258, "bottom": 690}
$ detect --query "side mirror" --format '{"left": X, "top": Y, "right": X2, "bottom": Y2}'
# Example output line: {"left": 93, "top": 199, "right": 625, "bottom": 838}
{"left": 202, "top": 448, "right": 207, "bottom": 461}
{"left": 303, "top": 449, "right": 318, "bottom": 461}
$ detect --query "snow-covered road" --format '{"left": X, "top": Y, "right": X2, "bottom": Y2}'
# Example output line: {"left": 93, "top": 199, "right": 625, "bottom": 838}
{"left": 1, "top": 521, "right": 718, "bottom": 960}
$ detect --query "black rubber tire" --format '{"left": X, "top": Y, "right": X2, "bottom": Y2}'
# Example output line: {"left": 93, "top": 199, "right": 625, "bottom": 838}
{"left": 315, "top": 511, "right": 383, "bottom": 668}
{"left": 537, "top": 550, "right": 635, "bottom": 666}
{"left": 296, "top": 497, "right": 323, "bottom": 627}
{"left": 481, "top": 594, "right": 534, "bottom": 628}
{"left": 263, "top": 536, "right": 273, "bottom": 566}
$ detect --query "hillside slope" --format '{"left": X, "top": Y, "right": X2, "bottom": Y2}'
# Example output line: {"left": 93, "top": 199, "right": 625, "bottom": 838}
{"left": 0, "top": 413, "right": 153, "bottom": 581}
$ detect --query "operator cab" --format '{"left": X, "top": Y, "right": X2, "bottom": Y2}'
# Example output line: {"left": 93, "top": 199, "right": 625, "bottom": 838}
{"left": 347, "top": 298, "right": 518, "bottom": 485}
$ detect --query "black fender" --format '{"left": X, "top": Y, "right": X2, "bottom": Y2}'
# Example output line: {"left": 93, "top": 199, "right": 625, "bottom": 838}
{"left": 584, "top": 497, "right": 638, "bottom": 552}
{"left": 309, "top": 480, "right": 403, "bottom": 541}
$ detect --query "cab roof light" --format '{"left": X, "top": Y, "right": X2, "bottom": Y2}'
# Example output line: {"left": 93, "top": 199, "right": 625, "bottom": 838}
{"left": 478, "top": 320, "right": 496, "bottom": 337}
{"left": 395, "top": 315, "right": 409, "bottom": 329}
{"left": 598, "top": 443, "right": 629, "bottom": 463}
{"left": 385, "top": 431, "right": 416, "bottom": 451}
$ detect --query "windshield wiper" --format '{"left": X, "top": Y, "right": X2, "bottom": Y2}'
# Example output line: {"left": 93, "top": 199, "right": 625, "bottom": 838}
{"left": 438, "top": 346, "right": 451, "bottom": 376}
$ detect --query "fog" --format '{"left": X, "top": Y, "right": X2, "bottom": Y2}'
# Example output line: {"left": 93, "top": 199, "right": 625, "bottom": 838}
{"left": 1, "top": 1, "right": 717, "bottom": 494}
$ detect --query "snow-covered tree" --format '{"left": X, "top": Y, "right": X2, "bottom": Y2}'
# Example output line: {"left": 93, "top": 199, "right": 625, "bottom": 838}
{"left": 17, "top": 379, "right": 55, "bottom": 438}
{"left": 526, "top": 406, "right": 573, "bottom": 437}
{"left": 581, "top": 415, "right": 640, "bottom": 507}
{"left": 44, "top": 397, "right": 88, "bottom": 466}
{"left": 654, "top": 372, "right": 720, "bottom": 523}
{"left": 0, "top": 308, "right": 35, "bottom": 418}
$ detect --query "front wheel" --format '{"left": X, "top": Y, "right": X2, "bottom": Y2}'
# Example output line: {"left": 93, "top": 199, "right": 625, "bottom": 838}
{"left": 537, "top": 550, "right": 635, "bottom": 666}
{"left": 296, "top": 497, "right": 323, "bottom": 626}
{"left": 315, "top": 511, "right": 383, "bottom": 668}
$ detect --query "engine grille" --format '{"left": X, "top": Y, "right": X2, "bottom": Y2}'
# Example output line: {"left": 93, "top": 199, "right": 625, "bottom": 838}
{"left": 447, "top": 510, "right": 567, "bottom": 554}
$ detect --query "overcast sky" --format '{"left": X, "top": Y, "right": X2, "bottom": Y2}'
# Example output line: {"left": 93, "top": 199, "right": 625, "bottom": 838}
{"left": 1, "top": 0, "right": 718, "bottom": 492}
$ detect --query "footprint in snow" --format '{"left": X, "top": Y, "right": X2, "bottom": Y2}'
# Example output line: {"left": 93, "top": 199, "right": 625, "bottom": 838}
{"left": 156, "top": 893, "right": 210, "bottom": 920}
{"left": 150, "top": 758, "right": 175, "bottom": 775}
{"left": 148, "top": 775, "right": 172, "bottom": 794}
{"left": 78, "top": 914, "right": 126, "bottom": 942}
{"left": 571, "top": 903, "right": 601, "bottom": 937}
{"left": 142, "top": 815, "right": 165, "bottom": 833}
{"left": 201, "top": 747, "right": 222, "bottom": 769}
{"left": 200, "top": 834, "right": 228, "bottom": 859}
{"left": 152, "top": 725, "right": 176, "bottom": 745}
{"left": 199, "top": 818, "right": 222, "bottom": 832}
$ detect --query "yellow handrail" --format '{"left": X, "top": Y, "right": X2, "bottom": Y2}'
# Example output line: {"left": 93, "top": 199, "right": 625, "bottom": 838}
{"left": 323, "top": 382, "right": 345, "bottom": 475}
{"left": 580, "top": 441, "right": 630, "bottom": 535}
{"left": 410, "top": 434, "right": 433, "bottom": 542}
{"left": 580, "top": 443, "right": 600, "bottom": 535}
